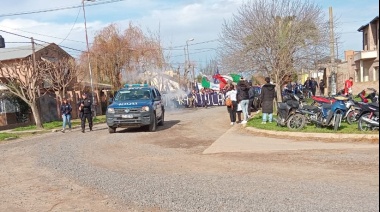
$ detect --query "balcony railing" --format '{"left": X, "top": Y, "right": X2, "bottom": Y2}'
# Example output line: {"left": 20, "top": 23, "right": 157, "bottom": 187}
{"left": 354, "top": 50, "right": 378, "bottom": 61}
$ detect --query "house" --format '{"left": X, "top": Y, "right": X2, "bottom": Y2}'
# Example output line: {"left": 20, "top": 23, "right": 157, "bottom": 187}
{"left": 352, "top": 16, "right": 379, "bottom": 92}
{"left": 317, "top": 17, "right": 379, "bottom": 95}
{"left": 0, "top": 43, "right": 73, "bottom": 128}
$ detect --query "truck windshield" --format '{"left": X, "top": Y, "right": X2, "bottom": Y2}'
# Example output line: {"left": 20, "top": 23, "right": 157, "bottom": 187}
{"left": 114, "top": 88, "right": 151, "bottom": 101}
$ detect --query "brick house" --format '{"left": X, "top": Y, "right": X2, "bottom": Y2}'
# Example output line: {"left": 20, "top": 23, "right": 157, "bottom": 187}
{"left": 352, "top": 16, "right": 379, "bottom": 93}
{"left": 0, "top": 43, "right": 73, "bottom": 128}
{"left": 318, "top": 16, "right": 379, "bottom": 95}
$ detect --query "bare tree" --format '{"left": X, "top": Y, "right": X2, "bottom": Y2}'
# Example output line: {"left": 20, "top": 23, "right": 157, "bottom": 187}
{"left": 81, "top": 23, "right": 165, "bottom": 91}
{"left": 219, "top": 0, "right": 329, "bottom": 100}
{"left": 43, "top": 58, "right": 84, "bottom": 101}
{"left": 0, "top": 59, "right": 50, "bottom": 129}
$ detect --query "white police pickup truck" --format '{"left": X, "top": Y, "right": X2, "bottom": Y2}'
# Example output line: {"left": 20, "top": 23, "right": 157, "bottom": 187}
{"left": 106, "top": 84, "right": 165, "bottom": 133}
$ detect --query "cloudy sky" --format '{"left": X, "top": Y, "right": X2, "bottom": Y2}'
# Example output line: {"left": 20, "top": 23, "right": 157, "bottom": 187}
{"left": 0, "top": 0, "right": 378, "bottom": 71}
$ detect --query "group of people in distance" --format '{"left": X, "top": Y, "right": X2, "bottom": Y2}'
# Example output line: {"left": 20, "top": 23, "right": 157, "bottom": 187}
{"left": 225, "top": 77, "right": 276, "bottom": 126}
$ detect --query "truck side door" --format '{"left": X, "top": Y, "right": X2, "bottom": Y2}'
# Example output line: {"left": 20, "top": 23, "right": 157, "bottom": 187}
{"left": 152, "top": 89, "right": 162, "bottom": 118}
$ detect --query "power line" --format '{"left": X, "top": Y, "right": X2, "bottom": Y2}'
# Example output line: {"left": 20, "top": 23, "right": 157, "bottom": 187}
{"left": 0, "top": 0, "right": 127, "bottom": 18}
{"left": 58, "top": 7, "right": 82, "bottom": 45}
{"left": 0, "top": 25, "right": 87, "bottom": 44}
{"left": 0, "top": 29, "right": 84, "bottom": 52}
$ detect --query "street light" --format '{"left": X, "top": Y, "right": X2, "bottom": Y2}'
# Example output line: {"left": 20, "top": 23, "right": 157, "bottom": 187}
{"left": 82, "top": 0, "right": 96, "bottom": 117}
{"left": 186, "top": 38, "right": 194, "bottom": 88}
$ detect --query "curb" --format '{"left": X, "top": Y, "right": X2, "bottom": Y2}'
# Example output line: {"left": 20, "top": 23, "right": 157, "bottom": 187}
{"left": 1, "top": 122, "right": 106, "bottom": 135}
{"left": 245, "top": 126, "right": 379, "bottom": 140}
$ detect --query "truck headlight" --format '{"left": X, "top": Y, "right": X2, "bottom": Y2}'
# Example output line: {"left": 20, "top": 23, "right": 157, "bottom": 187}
{"left": 141, "top": 106, "right": 150, "bottom": 112}
{"left": 107, "top": 108, "right": 115, "bottom": 114}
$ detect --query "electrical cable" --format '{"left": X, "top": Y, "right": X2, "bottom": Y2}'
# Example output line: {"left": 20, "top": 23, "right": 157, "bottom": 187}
{"left": 0, "top": 25, "right": 87, "bottom": 44}
{"left": 58, "top": 7, "right": 82, "bottom": 45}
{"left": 0, "top": 0, "right": 127, "bottom": 18}
{"left": 0, "top": 29, "right": 84, "bottom": 52}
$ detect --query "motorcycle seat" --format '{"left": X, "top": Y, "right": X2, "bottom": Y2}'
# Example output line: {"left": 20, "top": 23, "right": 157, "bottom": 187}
{"left": 303, "top": 105, "right": 319, "bottom": 111}
{"left": 322, "top": 103, "right": 332, "bottom": 109}
{"left": 369, "top": 103, "right": 379, "bottom": 108}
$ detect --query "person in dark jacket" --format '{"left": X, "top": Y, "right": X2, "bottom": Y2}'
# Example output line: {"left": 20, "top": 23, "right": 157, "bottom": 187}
{"left": 60, "top": 98, "right": 72, "bottom": 132}
{"left": 78, "top": 93, "right": 93, "bottom": 133}
{"left": 310, "top": 78, "right": 318, "bottom": 96}
{"left": 237, "top": 78, "right": 250, "bottom": 124}
{"left": 260, "top": 77, "right": 276, "bottom": 124}
{"left": 248, "top": 81, "right": 255, "bottom": 116}
{"left": 304, "top": 77, "right": 312, "bottom": 98}
{"left": 319, "top": 79, "right": 325, "bottom": 96}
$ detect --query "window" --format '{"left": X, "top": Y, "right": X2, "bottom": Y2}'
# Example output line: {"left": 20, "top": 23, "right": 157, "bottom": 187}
{"left": 151, "top": 89, "right": 157, "bottom": 99}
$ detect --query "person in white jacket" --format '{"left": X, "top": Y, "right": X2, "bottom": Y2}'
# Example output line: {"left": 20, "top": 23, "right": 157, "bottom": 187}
{"left": 225, "top": 84, "right": 238, "bottom": 125}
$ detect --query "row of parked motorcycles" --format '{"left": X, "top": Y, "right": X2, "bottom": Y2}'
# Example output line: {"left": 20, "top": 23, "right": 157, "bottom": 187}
{"left": 276, "top": 88, "right": 379, "bottom": 131}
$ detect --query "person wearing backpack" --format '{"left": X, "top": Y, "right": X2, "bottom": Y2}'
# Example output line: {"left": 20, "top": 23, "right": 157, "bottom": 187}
{"left": 225, "top": 84, "right": 237, "bottom": 125}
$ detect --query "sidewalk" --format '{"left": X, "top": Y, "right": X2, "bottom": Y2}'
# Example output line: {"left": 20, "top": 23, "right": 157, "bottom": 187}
{"left": 203, "top": 125, "right": 378, "bottom": 154}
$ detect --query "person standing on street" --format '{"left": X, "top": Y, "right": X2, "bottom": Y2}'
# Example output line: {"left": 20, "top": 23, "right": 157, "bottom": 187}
{"left": 304, "top": 77, "right": 312, "bottom": 98}
{"left": 260, "top": 77, "right": 276, "bottom": 124}
{"left": 78, "top": 93, "right": 93, "bottom": 133}
{"left": 237, "top": 77, "right": 250, "bottom": 124}
{"left": 60, "top": 98, "right": 72, "bottom": 133}
{"left": 310, "top": 78, "right": 318, "bottom": 96}
{"left": 225, "top": 84, "right": 238, "bottom": 125}
{"left": 319, "top": 79, "right": 325, "bottom": 96}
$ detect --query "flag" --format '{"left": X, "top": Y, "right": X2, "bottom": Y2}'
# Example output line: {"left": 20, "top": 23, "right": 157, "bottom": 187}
{"left": 213, "top": 67, "right": 220, "bottom": 84}
{"left": 201, "top": 76, "right": 211, "bottom": 88}
{"left": 229, "top": 73, "right": 241, "bottom": 83}
{"left": 213, "top": 74, "right": 228, "bottom": 84}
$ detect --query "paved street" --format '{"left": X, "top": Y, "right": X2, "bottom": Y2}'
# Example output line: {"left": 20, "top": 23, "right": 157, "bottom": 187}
{"left": 0, "top": 106, "right": 378, "bottom": 212}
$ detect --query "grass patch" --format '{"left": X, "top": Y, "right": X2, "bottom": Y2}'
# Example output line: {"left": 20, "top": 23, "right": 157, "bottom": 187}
{"left": 12, "top": 115, "right": 106, "bottom": 132}
{"left": 247, "top": 113, "right": 377, "bottom": 134}
{"left": 0, "top": 133, "right": 18, "bottom": 141}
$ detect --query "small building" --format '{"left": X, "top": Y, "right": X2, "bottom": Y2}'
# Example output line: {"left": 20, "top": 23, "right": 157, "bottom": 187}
{"left": 0, "top": 43, "right": 72, "bottom": 129}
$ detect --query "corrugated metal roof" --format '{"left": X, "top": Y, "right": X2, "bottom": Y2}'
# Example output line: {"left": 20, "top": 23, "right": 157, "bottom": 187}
{"left": 0, "top": 44, "right": 47, "bottom": 61}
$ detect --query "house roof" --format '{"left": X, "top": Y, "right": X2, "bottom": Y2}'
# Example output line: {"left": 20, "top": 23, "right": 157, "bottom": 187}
{"left": 0, "top": 44, "right": 46, "bottom": 61}
{"left": 358, "top": 16, "right": 379, "bottom": 32}
{"left": 0, "top": 43, "right": 71, "bottom": 62}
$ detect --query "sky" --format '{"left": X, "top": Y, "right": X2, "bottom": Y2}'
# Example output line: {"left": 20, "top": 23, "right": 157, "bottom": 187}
{"left": 0, "top": 0, "right": 379, "bottom": 72}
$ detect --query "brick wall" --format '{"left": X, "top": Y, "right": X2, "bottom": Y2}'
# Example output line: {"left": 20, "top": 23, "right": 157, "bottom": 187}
{"left": 352, "top": 81, "right": 379, "bottom": 94}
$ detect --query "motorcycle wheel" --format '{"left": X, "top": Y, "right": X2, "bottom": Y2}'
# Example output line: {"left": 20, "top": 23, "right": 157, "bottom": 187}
{"left": 358, "top": 113, "right": 372, "bottom": 131}
{"left": 346, "top": 110, "right": 358, "bottom": 125}
{"left": 333, "top": 113, "right": 342, "bottom": 131}
{"left": 287, "top": 114, "right": 306, "bottom": 130}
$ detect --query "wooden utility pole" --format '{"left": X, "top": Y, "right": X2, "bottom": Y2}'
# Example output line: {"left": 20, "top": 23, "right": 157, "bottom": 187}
{"left": 329, "top": 7, "right": 337, "bottom": 95}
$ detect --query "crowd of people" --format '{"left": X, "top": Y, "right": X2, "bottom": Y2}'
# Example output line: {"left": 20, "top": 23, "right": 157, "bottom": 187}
{"left": 224, "top": 77, "right": 276, "bottom": 125}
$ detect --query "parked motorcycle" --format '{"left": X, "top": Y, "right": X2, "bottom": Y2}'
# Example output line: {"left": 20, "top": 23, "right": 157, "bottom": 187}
{"left": 277, "top": 90, "right": 306, "bottom": 130}
{"left": 346, "top": 88, "right": 379, "bottom": 125}
{"left": 357, "top": 104, "right": 379, "bottom": 131}
{"left": 310, "top": 96, "right": 349, "bottom": 131}
{"left": 298, "top": 104, "right": 321, "bottom": 124}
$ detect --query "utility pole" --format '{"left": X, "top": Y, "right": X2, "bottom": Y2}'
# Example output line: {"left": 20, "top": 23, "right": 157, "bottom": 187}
{"left": 329, "top": 7, "right": 337, "bottom": 95}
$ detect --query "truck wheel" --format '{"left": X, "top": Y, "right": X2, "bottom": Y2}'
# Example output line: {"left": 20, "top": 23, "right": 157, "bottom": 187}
{"left": 108, "top": 127, "right": 116, "bottom": 134}
{"left": 147, "top": 113, "right": 157, "bottom": 132}
{"left": 158, "top": 112, "right": 164, "bottom": 126}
